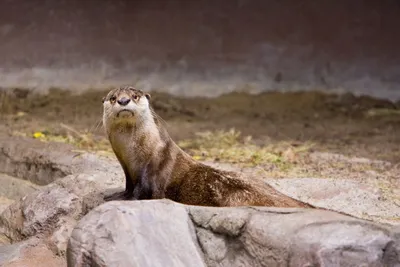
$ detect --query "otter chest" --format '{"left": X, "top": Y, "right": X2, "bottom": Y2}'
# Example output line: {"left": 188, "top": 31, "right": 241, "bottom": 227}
{"left": 109, "top": 133, "right": 147, "bottom": 169}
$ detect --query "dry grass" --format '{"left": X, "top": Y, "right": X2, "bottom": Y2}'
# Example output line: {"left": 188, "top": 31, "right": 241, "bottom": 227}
{"left": 13, "top": 125, "right": 397, "bottom": 181}
{"left": 178, "top": 128, "right": 316, "bottom": 177}
{"left": 10, "top": 125, "right": 317, "bottom": 177}
{"left": 177, "top": 128, "right": 400, "bottom": 183}
{"left": 364, "top": 108, "right": 400, "bottom": 117}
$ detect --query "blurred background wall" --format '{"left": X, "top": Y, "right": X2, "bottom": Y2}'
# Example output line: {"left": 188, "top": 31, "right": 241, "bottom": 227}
{"left": 0, "top": 0, "right": 399, "bottom": 100}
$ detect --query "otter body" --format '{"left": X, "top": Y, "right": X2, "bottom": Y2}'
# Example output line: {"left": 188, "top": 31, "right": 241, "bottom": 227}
{"left": 102, "top": 86, "right": 313, "bottom": 208}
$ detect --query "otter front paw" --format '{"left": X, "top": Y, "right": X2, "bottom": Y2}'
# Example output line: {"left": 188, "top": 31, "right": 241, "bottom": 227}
{"left": 103, "top": 190, "right": 134, "bottom": 201}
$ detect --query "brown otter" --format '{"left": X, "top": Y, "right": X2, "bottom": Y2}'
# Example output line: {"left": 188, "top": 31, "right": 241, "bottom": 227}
{"left": 102, "top": 86, "right": 313, "bottom": 208}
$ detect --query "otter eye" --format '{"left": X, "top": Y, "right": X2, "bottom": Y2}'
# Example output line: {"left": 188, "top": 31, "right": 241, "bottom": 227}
{"left": 110, "top": 96, "right": 117, "bottom": 102}
{"left": 133, "top": 95, "right": 139, "bottom": 101}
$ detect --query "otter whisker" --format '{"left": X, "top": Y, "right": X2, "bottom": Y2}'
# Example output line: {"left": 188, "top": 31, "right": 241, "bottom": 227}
{"left": 89, "top": 118, "right": 103, "bottom": 134}
{"left": 150, "top": 109, "right": 169, "bottom": 128}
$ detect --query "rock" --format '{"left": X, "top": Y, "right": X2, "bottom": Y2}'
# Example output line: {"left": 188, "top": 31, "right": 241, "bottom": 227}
{"left": 1, "top": 136, "right": 400, "bottom": 267}
{"left": 288, "top": 222, "right": 397, "bottom": 266}
{"left": 67, "top": 200, "right": 400, "bottom": 267}
{"left": 0, "top": 172, "right": 41, "bottom": 213}
{"left": 0, "top": 238, "right": 66, "bottom": 267}
{"left": 0, "top": 183, "right": 81, "bottom": 243}
{"left": 0, "top": 136, "right": 75, "bottom": 185}
{"left": 0, "top": 136, "right": 119, "bottom": 185}
{"left": 269, "top": 178, "right": 400, "bottom": 225}
{"left": 0, "top": 197, "right": 15, "bottom": 215}
{"left": 0, "top": 136, "right": 123, "bottom": 253}
{"left": 0, "top": 241, "right": 25, "bottom": 264}
{"left": 310, "top": 151, "right": 392, "bottom": 167}
{"left": 191, "top": 204, "right": 390, "bottom": 267}
{"left": 0, "top": 169, "right": 124, "bottom": 254}
{"left": 0, "top": 173, "right": 40, "bottom": 201}
{"left": 67, "top": 200, "right": 206, "bottom": 267}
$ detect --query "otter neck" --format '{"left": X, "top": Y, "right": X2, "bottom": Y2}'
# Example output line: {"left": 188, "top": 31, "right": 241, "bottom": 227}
{"left": 108, "top": 109, "right": 165, "bottom": 169}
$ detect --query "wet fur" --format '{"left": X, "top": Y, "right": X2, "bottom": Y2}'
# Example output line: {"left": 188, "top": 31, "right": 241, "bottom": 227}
{"left": 102, "top": 86, "right": 313, "bottom": 208}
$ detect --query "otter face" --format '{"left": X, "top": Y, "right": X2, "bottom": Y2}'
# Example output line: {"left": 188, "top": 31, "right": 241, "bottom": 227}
{"left": 102, "top": 86, "right": 151, "bottom": 129}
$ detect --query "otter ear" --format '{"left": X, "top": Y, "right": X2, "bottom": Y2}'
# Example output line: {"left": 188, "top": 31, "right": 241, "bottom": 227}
{"left": 145, "top": 93, "right": 151, "bottom": 100}
{"left": 102, "top": 97, "right": 106, "bottom": 103}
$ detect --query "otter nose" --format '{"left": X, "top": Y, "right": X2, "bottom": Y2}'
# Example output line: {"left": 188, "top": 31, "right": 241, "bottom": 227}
{"left": 117, "top": 97, "right": 130, "bottom": 106}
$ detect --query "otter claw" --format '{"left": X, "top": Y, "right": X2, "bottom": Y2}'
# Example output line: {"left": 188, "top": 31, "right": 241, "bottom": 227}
{"left": 104, "top": 190, "right": 134, "bottom": 201}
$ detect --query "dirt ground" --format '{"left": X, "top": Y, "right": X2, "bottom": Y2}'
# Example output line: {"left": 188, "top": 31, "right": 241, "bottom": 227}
{"left": 0, "top": 88, "right": 399, "bottom": 205}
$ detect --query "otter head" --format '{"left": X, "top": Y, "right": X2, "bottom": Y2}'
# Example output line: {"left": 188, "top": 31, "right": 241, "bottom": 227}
{"left": 102, "top": 86, "right": 151, "bottom": 133}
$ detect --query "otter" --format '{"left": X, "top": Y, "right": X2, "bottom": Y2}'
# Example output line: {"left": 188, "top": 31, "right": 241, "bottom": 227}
{"left": 102, "top": 86, "right": 313, "bottom": 208}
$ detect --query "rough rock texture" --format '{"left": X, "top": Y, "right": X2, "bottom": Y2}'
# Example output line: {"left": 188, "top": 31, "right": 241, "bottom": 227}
{"left": 269, "top": 178, "right": 400, "bottom": 225}
{"left": 0, "top": 137, "right": 124, "bottom": 265}
{"left": 0, "top": 197, "right": 14, "bottom": 216}
{"left": 0, "top": 238, "right": 66, "bottom": 267}
{"left": 67, "top": 200, "right": 400, "bottom": 267}
{"left": 204, "top": 160, "right": 400, "bottom": 225}
{"left": 67, "top": 201, "right": 206, "bottom": 267}
{"left": 0, "top": 173, "right": 40, "bottom": 201}
{"left": 0, "top": 136, "right": 117, "bottom": 185}
{"left": 0, "top": 169, "right": 124, "bottom": 253}
{"left": 0, "top": 172, "right": 42, "bottom": 217}
{"left": 1, "top": 136, "right": 400, "bottom": 266}
{"left": 0, "top": 183, "right": 81, "bottom": 243}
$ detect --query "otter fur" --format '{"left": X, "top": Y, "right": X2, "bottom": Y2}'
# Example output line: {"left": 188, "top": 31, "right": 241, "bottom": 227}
{"left": 102, "top": 86, "right": 313, "bottom": 208}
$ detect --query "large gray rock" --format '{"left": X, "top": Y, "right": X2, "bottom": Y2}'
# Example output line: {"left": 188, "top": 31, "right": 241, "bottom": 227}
{"left": 67, "top": 200, "right": 206, "bottom": 267}
{"left": 67, "top": 200, "right": 400, "bottom": 267}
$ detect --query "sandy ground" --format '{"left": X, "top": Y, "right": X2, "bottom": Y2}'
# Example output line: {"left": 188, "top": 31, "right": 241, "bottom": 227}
{"left": 0, "top": 88, "right": 399, "bottom": 223}
{"left": 1, "top": 88, "right": 400, "bottom": 159}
